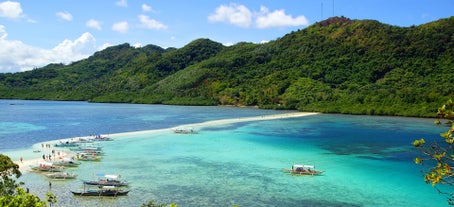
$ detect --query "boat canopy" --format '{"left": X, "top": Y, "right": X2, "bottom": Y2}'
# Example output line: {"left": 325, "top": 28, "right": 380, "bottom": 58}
{"left": 95, "top": 174, "right": 120, "bottom": 179}
{"left": 39, "top": 162, "right": 53, "bottom": 166}
{"left": 292, "top": 164, "right": 315, "bottom": 169}
{"left": 105, "top": 174, "right": 119, "bottom": 179}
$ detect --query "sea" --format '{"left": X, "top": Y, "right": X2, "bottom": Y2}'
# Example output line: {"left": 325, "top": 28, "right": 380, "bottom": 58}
{"left": 0, "top": 99, "right": 449, "bottom": 207}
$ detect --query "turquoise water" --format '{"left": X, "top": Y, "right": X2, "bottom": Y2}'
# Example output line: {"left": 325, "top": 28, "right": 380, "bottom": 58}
{"left": 0, "top": 100, "right": 449, "bottom": 206}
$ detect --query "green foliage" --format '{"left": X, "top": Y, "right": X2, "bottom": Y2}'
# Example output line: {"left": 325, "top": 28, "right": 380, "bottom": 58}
{"left": 414, "top": 100, "right": 454, "bottom": 205}
{"left": 0, "top": 188, "right": 46, "bottom": 207}
{"left": 0, "top": 154, "right": 21, "bottom": 196}
{"left": 0, "top": 154, "right": 48, "bottom": 206}
{"left": 0, "top": 16, "right": 453, "bottom": 117}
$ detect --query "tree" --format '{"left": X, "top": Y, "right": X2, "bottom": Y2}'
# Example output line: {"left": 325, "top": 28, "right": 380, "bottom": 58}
{"left": 413, "top": 99, "right": 454, "bottom": 205}
{"left": 0, "top": 154, "right": 21, "bottom": 196}
{"left": 0, "top": 188, "right": 46, "bottom": 207}
{"left": 0, "top": 154, "right": 48, "bottom": 206}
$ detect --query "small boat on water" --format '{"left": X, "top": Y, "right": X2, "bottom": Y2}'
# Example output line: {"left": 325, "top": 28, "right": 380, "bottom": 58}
{"left": 52, "top": 158, "right": 81, "bottom": 167}
{"left": 30, "top": 162, "right": 65, "bottom": 172}
{"left": 54, "top": 141, "right": 79, "bottom": 147}
{"left": 283, "top": 164, "right": 324, "bottom": 176}
{"left": 71, "top": 186, "right": 129, "bottom": 197}
{"left": 84, "top": 174, "right": 129, "bottom": 187}
{"left": 93, "top": 135, "right": 113, "bottom": 141}
{"left": 173, "top": 127, "right": 197, "bottom": 134}
{"left": 74, "top": 153, "right": 102, "bottom": 161}
{"left": 70, "top": 145, "right": 103, "bottom": 152}
{"left": 46, "top": 172, "right": 78, "bottom": 180}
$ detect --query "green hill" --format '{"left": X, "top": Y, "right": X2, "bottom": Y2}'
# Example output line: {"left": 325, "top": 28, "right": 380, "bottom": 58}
{"left": 0, "top": 16, "right": 453, "bottom": 117}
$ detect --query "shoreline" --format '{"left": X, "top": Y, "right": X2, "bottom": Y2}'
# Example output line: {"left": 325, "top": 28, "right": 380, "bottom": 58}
{"left": 9, "top": 112, "right": 319, "bottom": 172}
{"left": 108, "top": 112, "right": 319, "bottom": 137}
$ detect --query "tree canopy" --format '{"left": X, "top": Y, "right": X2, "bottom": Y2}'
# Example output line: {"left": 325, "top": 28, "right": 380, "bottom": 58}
{"left": 0, "top": 16, "right": 453, "bottom": 117}
{"left": 0, "top": 154, "right": 47, "bottom": 206}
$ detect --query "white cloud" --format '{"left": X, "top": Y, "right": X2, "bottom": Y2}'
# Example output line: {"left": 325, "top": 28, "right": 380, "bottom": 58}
{"left": 0, "top": 28, "right": 98, "bottom": 73}
{"left": 112, "top": 21, "right": 129, "bottom": 33}
{"left": 86, "top": 19, "right": 102, "bottom": 30}
{"left": 98, "top": 43, "right": 112, "bottom": 51}
{"left": 115, "top": 0, "right": 127, "bottom": 7}
{"left": 0, "top": 25, "right": 7, "bottom": 39}
{"left": 142, "top": 4, "right": 152, "bottom": 12}
{"left": 138, "top": 15, "right": 167, "bottom": 30}
{"left": 52, "top": 32, "right": 96, "bottom": 57}
{"left": 56, "top": 11, "right": 73, "bottom": 21}
{"left": 0, "top": 1, "right": 23, "bottom": 20}
{"left": 256, "top": 6, "right": 309, "bottom": 28}
{"left": 208, "top": 4, "right": 252, "bottom": 28}
{"left": 209, "top": 4, "right": 309, "bottom": 29}
{"left": 132, "top": 43, "right": 142, "bottom": 48}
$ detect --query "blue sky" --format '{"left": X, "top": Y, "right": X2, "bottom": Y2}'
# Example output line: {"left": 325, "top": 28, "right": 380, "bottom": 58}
{"left": 0, "top": 0, "right": 452, "bottom": 73}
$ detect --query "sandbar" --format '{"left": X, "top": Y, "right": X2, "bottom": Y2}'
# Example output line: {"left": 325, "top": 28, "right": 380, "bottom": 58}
{"left": 108, "top": 112, "right": 319, "bottom": 137}
{"left": 11, "top": 112, "right": 319, "bottom": 171}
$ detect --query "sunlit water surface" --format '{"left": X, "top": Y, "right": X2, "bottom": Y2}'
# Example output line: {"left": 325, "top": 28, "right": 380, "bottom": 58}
{"left": 0, "top": 100, "right": 448, "bottom": 207}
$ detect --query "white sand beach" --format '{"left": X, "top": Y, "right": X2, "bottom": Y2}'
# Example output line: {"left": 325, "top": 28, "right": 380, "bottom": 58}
{"left": 13, "top": 112, "right": 319, "bottom": 172}
{"left": 109, "top": 112, "right": 319, "bottom": 138}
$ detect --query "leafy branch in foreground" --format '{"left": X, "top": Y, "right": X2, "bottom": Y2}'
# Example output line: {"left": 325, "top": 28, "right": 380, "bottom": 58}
{"left": 0, "top": 154, "right": 49, "bottom": 206}
{"left": 414, "top": 99, "right": 454, "bottom": 205}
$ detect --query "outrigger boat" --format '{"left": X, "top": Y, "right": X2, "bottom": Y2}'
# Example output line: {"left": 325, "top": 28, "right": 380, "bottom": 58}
{"left": 83, "top": 174, "right": 129, "bottom": 187}
{"left": 74, "top": 153, "right": 102, "bottom": 161}
{"left": 173, "top": 127, "right": 197, "bottom": 134}
{"left": 71, "top": 185, "right": 129, "bottom": 197}
{"left": 283, "top": 164, "right": 324, "bottom": 176}
{"left": 93, "top": 135, "right": 113, "bottom": 141}
{"left": 52, "top": 158, "right": 81, "bottom": 167}
{"left": 54, "top": 142, "right": 79, "bottom": 147}
{"left": 46, "top": 172, "right": 78, "bottom": 180}
{"left": 30, "top": 162, "right": 65, "bottom": 172}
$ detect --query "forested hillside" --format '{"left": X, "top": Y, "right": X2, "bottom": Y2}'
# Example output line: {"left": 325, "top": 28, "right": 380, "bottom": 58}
{"left": 0, "top": 16, "right": 453, "bottom": 117}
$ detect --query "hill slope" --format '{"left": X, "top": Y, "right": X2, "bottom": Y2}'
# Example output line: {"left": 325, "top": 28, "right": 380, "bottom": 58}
{"left": 0, "top": 16, "right": 453, "bottom": 117}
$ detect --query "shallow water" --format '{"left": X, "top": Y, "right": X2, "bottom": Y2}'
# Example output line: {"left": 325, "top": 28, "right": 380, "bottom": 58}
{"left": 0, "top": 100, "right": 449, "bottom": 206}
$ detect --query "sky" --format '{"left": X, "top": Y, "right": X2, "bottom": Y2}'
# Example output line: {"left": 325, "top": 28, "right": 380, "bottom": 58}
{"left": 0, "top": 0, "right": 452, "bottom": 73}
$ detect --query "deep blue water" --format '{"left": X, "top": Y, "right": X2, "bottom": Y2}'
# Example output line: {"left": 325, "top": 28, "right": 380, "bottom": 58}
{"left": 0, "top": 100, "right": 450, "bottom": 207}
{"left": 0, "top": 100, "right": 286, "bottom": 151}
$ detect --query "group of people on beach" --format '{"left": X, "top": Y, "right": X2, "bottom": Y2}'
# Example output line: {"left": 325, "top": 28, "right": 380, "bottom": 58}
{"left": 41, "top": 143, "right": 51, "bottom": 148}
{"left": 41, "top": 149, "right": 63, "bottom": 161}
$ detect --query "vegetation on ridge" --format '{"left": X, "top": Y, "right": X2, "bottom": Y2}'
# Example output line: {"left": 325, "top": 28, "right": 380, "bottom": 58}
{"left": 0, "top": 16, "right": 453, "bottom": 117}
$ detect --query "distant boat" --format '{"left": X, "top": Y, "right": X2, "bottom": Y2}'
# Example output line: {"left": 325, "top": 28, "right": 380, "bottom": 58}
{"left": 70, "top": 145, "right": 103, "bottom": 152}
{"left": 30, "top": 162, "right": 65, "bottom": 172}
{"left": 282, "top": 164, "right": 324, "bottom": 176}
{"left": 71, "top": 186, "right": 129, "bottom": 197}
{"left": 83, "top": 174, "right": 129, "bottom": 187}
{"left": 54, "top": 141, "right": 79, "bottom": 147}
{"left": 93, "top": 135, "right": 113, "bottom": 141}
{"left": 52, "top": 158, "right": 81, "bottom": 167}
{"left": 173, "top": 127, "right": 197, "bottom": 134}
{"left": 46, "top": 172, "right": 78, "bottom": 180}
{"left": 74, "top": 154, "right": 102, "bottom": 161}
